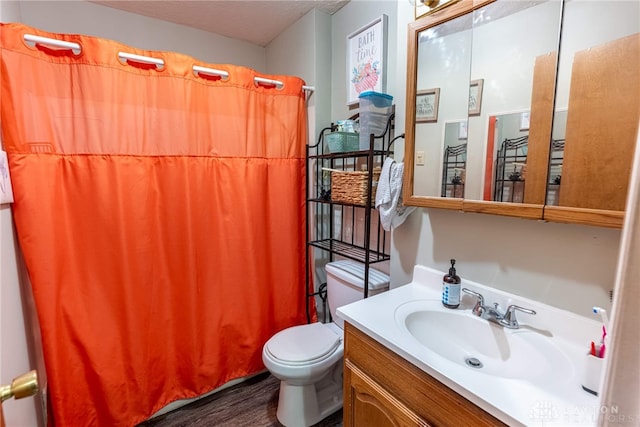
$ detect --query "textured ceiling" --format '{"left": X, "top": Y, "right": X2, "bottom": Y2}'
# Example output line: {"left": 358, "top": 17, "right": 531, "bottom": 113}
{"left": 91, "top": 0, "right": 349, "bottom": 47}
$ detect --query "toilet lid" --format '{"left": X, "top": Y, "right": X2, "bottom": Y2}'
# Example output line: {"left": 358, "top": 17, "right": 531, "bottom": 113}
{"left": 266, "top": 323, "right": 341, "bottom": 364}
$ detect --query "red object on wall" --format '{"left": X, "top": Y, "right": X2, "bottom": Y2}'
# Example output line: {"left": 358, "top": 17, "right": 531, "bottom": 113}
{"left": 484, "top": 115, "right": 497, "bottom": 201}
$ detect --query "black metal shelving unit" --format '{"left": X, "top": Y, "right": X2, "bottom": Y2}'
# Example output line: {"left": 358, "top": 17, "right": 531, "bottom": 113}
{"left": 493, "top": 135, "right": 528, "bottom": 203}
{"left": 305, "top": 114, "right": 400, "bottom": 323}
{"left": 546, "top": 138, "right": 565, "bottom": 206}
{"left": 441, "top": 142, "right": 467, "bottom": 198}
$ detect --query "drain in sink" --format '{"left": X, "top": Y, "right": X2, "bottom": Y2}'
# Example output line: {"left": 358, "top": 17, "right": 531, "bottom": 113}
{"left": 465, "top": 357, "right": 483, "bottom": 368}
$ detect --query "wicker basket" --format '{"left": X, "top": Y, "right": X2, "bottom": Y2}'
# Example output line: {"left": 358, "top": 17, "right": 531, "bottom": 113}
{"left": 325, "top": 132, "right": 360, "bottom": 153}
{"left": 330, "top": 168, "right": 381, "bottom": 205}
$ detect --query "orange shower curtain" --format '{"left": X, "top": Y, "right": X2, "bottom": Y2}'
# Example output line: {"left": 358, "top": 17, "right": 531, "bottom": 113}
{"left": 1, "top": 23, "right": 312, "bottom": 426}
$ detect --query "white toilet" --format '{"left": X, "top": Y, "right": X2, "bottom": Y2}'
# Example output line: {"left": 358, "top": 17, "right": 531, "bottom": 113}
{"left": 262, "top": 260, "right": 390, "bottom": 427}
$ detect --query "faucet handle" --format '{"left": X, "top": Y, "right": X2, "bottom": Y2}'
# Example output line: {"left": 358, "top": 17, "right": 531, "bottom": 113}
{"left": 462, "top": 288, "right": 484, "bottom": 316}
{"left": 501, "top": 305, "right": 537, "bottom": 329}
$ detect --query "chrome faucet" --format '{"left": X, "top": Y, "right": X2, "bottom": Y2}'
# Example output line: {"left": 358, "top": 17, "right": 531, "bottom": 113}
{"left": 501, "top": 304, "right": 537, "bottom": 329}
{"left": 462, "top": 288, "right": 536, "bottom": 329}
{"left": 461, "top": 288, "right": 486, "bottom": 317}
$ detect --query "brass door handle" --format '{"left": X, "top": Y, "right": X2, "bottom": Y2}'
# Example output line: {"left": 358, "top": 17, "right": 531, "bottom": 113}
{"left": 0, "top": 370, "right": 39, "bottom": 402}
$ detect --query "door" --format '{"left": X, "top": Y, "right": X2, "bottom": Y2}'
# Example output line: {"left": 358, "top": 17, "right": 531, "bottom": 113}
{"left": 0, "top": 370, "right": 39, "bottom": 427}
{"left": 344, "top": 360, "right": 430, "bottom": 427}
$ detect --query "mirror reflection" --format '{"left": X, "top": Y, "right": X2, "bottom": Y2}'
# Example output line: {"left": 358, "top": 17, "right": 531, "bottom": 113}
{"left": 441, "top": 121, "right": 467, "bottom": 198}
{"left": 466, "top": 0, "right": 562, "bottom": 202}
{"left": 413, "top": 13, "right": 472, "bottom": 198}
{"left": 546, "top": 109, "right": 567, "bottom": 206}
{"left": 487, "top": 112, "right": 529, "bottom": 203}
{"left": 546, "top": 1, "right": 640, "bottom": 212}
{"left": 410, "top": 0, "right": 563, "bottom": 204}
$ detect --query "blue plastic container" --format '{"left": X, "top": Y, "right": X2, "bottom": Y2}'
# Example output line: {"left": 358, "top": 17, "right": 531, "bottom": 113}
{"left": 358, "top": 91, "right": 394, "bottom": 150}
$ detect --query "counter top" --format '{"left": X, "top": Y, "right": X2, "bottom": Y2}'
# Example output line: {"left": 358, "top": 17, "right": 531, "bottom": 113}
{"left": 336, "top": 265, "right": 603, "bottom": 426}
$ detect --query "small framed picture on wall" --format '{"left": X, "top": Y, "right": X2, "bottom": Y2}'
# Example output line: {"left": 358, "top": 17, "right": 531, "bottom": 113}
{"left": 520, "top": 111, "right": 531, "bottom": 131}
{"left": 416, "top": 88, "right": 440, "bottom": 123}
{"left": 469, "top": 79, "right": 484, "bottom": 116}
{"left": 458, "top": 121, "right": 468, "bottom": 140}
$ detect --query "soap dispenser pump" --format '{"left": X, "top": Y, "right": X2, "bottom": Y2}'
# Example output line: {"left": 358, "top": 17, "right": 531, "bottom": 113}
{"left": 442, "top": 259, "right": 461, "bottom": 309}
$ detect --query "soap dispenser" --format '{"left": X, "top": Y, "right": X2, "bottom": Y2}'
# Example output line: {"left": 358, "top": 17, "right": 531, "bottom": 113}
{"left": 442, "top": 259, "right": 461, "bottom": 309}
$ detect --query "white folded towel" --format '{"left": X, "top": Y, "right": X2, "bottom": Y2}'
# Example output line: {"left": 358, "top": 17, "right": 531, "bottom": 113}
{"left": 375, "top": 157, "right": 416, "bottom": 231}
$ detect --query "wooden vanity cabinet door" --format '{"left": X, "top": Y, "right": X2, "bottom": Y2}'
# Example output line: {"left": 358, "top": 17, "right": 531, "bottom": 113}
{"left": 344, "top": 359, "right": 430, "bottom": 427}
{"left": 343, "top": 322, "right": 507, "bottom": 427}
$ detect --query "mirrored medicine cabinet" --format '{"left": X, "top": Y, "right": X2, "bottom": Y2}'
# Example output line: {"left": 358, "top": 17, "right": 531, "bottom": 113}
{"left": 403, "top": 0, "right": 640, "bottom": 228}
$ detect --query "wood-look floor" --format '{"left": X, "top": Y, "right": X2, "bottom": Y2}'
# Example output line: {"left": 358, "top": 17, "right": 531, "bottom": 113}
{"left": 137, "top": 372, "right": 343, "bottom": 427}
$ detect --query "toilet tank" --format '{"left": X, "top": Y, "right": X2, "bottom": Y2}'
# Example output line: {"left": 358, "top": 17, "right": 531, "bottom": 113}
{"left": 325, "top": 260, "right": 390, "bottom": 329}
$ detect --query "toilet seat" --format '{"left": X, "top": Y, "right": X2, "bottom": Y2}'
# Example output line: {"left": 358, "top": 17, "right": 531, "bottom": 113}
{"left": 265, "top": 323, "right": 341, "bottom": 366}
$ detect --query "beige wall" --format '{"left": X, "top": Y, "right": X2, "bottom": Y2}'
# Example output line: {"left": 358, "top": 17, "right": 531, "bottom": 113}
{"left": 10, "top": 0, "right": 267, "bottom": 69}
{"left": 266, "top": 8, "right": 332, "bottom": 156}
{"left": 328, "top": 1, "right": 619, "bottom": 318}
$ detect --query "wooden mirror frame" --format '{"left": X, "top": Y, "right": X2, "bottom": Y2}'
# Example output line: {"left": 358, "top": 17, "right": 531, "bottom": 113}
{"left": 403, "top": 0, "right": 555, "bottom": 220}
{"left": 403, "top": 0, "right": 633, "bottom": 229}
{"left": 403, "top": 0, "right": 476, "bottom": 213}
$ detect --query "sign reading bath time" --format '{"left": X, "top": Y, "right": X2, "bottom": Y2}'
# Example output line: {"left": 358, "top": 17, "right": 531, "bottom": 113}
{"left": 347, "top": 15, "right": 388, "bottom": 105}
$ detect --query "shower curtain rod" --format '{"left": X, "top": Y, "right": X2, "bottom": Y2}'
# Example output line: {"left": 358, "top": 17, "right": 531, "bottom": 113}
{"left": 195, "top": 67, "right": 314, "bottom": 92}
{"left": 118, "top": 51, "right": 164, "bottom": 67}
{"left": 22, "top": 33, "right": 316, "bottom": 93}
{"left": 255, "top": 77, "right": 315, "bottom": 93}
{"left": 23, "top": 33, "right": 81, "bottom": 53}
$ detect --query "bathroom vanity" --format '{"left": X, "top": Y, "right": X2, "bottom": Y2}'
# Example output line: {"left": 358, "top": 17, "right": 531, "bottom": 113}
{"left": 343, "top": 322, "right": 504, "bottom": 426}
{"left": 337, "top": 265, "right": 603, "bottom": 426}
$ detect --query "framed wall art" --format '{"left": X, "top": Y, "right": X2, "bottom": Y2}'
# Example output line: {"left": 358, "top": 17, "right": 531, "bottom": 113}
{"left": 520, "top": 111, "right": 531, "bottom": 131}
{"left": 468, "top": 79, "right": 484, "bottom": 116}
{"left": 347, "top": 15, "right": 388, "bottom": 105}
{"left": 458, "top": 120, "right": 468, "bottom": 140}
{"left": 416, "top": 88, "right": 440, "bottom": 123}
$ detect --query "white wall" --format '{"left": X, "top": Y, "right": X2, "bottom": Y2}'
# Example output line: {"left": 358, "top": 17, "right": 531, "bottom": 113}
{"left": 327, "top": 0, "right": 623, "bottom": 318}
{"left": 267, "top": 8, "right": 332, "bottom": 152}
{"left": 266, "top": 8, "right": 334, "bottom": 318}
{"left": 8, "top": 0, "right": 267, "bottom": 70}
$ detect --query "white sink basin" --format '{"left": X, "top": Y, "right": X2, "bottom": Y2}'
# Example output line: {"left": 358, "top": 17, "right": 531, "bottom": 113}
{"left": 395, "top": 300, "right": 575, "bottom": 384}
{"left": 338, "top": 265, "right": 600, "bottom": 426}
